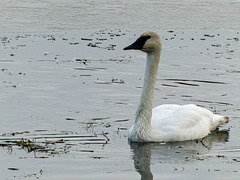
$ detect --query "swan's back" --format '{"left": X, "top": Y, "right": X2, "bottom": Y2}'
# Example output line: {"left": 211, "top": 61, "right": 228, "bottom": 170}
{"left": 150, "top": 104, "right": 228, "bottom": 142}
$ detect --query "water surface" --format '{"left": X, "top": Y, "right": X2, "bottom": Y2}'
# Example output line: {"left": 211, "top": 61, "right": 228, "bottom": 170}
{"left": 1, "top": 0, "right": 240, "bottom": 33}
{"left": 0, "top": 1, "right": 240, "bottom": 180}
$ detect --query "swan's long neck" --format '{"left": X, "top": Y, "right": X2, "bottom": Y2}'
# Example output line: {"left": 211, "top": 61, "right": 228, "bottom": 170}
{"left": 135, "top": 51, "right": 161, "bottom": 128}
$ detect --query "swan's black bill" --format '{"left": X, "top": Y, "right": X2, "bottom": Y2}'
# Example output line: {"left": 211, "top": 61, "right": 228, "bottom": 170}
{"left": 123, "top": 35, "right": 151, "bottom": 50}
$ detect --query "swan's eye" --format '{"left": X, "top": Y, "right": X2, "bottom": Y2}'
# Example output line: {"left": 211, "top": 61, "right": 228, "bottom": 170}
{"left": 134, "top": 36, "right": 151, "bottom": 47}
{"left": 139, "top": 35, "right": 151, "bottom": 43}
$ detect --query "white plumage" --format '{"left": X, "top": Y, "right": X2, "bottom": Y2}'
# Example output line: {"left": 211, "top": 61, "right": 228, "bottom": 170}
{"left": 124, "top": 31, "right": 228, "bottom": 142}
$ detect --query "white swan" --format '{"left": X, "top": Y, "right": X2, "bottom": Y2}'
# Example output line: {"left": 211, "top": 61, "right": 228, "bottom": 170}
{"left": 124, "top": 31, "right": 229, "bottom": 142}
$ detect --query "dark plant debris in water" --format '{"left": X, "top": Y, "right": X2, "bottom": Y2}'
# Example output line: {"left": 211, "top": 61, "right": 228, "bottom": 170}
{"left": 23, "top": 169, "right": 44, "bottom": 178}
{"left": 0, "top": 129, "right": 110, "bottom": 157}
{"left": 8, "top": 168, "right": 19, "bottom": 171}
{"left": 0, "top": 138, "right": 46, "bottom": 154}
{"left": 66, "top": 117, "right": 77, "bottom": 121}
{"left": 81, "top": 29, "right": 127, "bottom": 50}
{"left": 1, "top": 130, "right": 30, "bottom": 136}
{"left": 94, "top": 78, "right": 125, "bottom": 84}
{"left": 163, "top": 78, "right": 227, "bottom": 85}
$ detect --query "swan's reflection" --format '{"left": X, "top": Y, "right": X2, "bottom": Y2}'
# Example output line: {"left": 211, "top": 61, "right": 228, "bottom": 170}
{"left": 130, "top": 130, "right": 229, "bottom": 180}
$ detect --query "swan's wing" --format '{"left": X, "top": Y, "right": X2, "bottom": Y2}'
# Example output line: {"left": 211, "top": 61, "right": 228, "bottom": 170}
{"left": 152, "top": 104, "right": 213, "bottom": 128}
{"left": 151, "top": 104, "right": 220, "bottom": 141}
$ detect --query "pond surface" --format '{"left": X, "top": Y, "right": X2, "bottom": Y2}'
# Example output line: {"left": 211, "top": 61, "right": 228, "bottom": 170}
{"left": 0, "top": 1, "right": 240, "bottom": 180}
{"left": 1, "top": 0, "right": 240, "bottom": 32}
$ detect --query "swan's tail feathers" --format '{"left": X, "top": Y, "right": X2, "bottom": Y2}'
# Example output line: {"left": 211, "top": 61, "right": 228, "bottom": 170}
{"left": 210, "top": 115, "right": 229, "bottom": 131}
{"left": 223, "top": 116, "right": 229, "bottom": 124}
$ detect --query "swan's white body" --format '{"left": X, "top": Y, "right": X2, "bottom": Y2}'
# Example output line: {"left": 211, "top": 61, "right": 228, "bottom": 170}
{"left": 124, "top": 31, "right": 228, "bottom": 142}
{"left": 129, "top": 104, "right": 228, "bottom": 142}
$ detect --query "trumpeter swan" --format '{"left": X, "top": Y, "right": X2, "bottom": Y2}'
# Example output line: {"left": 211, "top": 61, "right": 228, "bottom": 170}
{"left": 124, "top": 31, "right": 229, "bottom": 142}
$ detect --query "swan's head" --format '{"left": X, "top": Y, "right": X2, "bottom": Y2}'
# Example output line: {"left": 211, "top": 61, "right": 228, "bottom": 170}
{"left": 124, "top": 31, "right": 162, "bottom": 53}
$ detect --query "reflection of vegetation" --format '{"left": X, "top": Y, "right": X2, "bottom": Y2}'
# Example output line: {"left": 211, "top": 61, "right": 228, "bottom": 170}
{"left": 24, "top": 169, "right": 44, "bottom": 178}
{"left": 0, "top": 138, "right": 65, "bottom": 155}
{"left": 17, "top": 139, "right": 45, "bottom": 153}
{"left": 0, "top": 130, "right": 110, "bottom": 157}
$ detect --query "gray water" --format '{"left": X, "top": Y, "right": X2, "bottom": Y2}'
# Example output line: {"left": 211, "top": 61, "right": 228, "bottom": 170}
{"left": 1, "top": 0, "right": 240, "bottom": 33}
{"left": 0, "top": 1, "right": 240, "bottom": 180}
